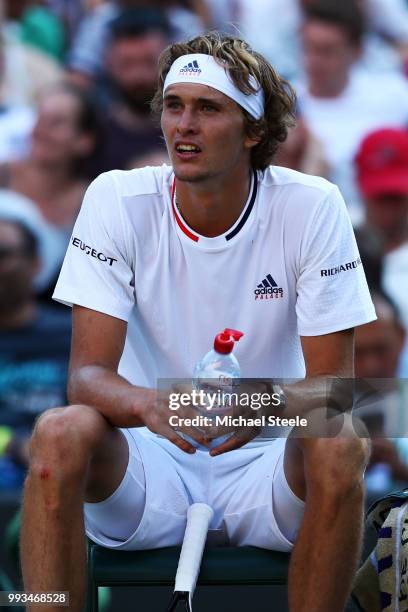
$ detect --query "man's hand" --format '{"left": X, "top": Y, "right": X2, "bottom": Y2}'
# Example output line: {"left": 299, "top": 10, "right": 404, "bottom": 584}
{"left": 204, "top": 381, "right": 271, "bottom": 456}
{"left": 137, "top": 388, "right": 209, "bottom": 454}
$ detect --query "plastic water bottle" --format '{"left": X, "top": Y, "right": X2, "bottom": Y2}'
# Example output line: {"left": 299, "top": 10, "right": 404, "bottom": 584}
{"left": 193, "top": 329, "right": 243, "bottom": 408}
{"left": 192, "top": 328, "right": 244, "bottom": 448}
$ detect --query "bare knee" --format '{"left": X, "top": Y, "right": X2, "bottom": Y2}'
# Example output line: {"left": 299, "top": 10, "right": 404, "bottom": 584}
{"left": 301, "top": 419, "right": 370, "bottom": 502}
{"left": 29, "top": 404, "right": 110, "bottom": 480}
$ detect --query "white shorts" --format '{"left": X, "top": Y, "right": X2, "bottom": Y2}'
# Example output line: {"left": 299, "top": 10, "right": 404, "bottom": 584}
{"left": 84, "top": 428, "right": 305, "bottom": 552}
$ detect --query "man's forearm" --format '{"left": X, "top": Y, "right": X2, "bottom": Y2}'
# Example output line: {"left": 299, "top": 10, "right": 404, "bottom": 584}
{"left": 68, "top": 365, "right": 155, "bottom": 428}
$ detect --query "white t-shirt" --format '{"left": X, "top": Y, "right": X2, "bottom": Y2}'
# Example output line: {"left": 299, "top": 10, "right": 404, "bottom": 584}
{"left": 53, "top": 165, "right": 376, "bottom": 386}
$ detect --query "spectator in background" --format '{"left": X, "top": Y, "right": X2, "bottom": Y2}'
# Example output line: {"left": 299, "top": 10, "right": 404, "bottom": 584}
{"left": 46, "top": 0, "right": 91, "bottom": 46}
{"left": 237, "top": 0, "right": 408, "bottom": 83}
{"left": 355, "top": 291, "right": 405, "bottom": 381}
{"left": 354, "top": 224, "right": 383, "bottom": 290}
{"left": 0, "top": 22, "right": 35, "bottom": 164}
{"left": 0, "top": 83, "right": 97, "bottom": 229}
{"left": 0, "top": 83, "right": 98, "bottom": 297}
{"left": 0, "top": 95, "right": 35, "bottom": 165}
{"left": 274, "top": 115, "right": 329, "bottom": 178}
{"left": 356, "top": 129, "right": 408, "bottom": 254}
{"left": 0, "top": 190, "right": 71, "bottom": 488}
{"left": 0, "top": 5, "right": 63, "bottom": 108}
{"left": 366, "top": 0, "right": 408, "bottom": 71}
{"left": 354, "top": 291, "right": 408, "bottom": 495}
{"left": 67, "top": 0, "right": 204, "bottom": 88}
{"left": 0, "top": 2, "right": 62, "bottom": 167}
{"left": 203, "top": 0, "right": 239, "bottom": 34}
{"left": 0, "top": 190, "right": 62, "bottom": 294}
{"left": 1, "top": 0, "right": 65, "bottom": 61}
{"left": 90, "top": 8, "right": 169, "bottom": 174}
{"left": 355, "top": 128, "right": 408, "bottom": 376}
{"left": 296, "top": 0, "right": 408, "bottom": 223}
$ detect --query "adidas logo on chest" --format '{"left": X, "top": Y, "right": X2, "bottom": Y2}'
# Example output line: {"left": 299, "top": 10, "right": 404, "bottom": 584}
{"left": 254, "top": 274, "right": 284, "bottom": 300}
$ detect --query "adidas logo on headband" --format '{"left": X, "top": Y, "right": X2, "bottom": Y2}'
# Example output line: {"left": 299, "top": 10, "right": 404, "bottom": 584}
{"left": 179, "top": 60, "right": 202, "bottom": 76}
{"left": 164, "top": 54, "right": 265, "bottom": 119}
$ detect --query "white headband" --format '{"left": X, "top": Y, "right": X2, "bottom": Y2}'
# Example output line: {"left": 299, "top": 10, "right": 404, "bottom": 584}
{"left": 163, "top": 53, "right": 264, "bottom": 120}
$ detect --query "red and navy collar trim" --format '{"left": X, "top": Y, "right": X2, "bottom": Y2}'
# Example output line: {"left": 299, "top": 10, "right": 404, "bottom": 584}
{"left": 171, "top": 178, "right": 199, "bottom": 242}
{"left": 171, "top": 170, "right": 258, "bottom": 243}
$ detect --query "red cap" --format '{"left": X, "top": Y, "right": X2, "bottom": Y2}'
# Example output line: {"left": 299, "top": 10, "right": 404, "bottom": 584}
{"left": 356, "top": 128, "right": 408, "bottom": 198}
{"left": 214, "top": 329, "right": 244, "bottom": 354}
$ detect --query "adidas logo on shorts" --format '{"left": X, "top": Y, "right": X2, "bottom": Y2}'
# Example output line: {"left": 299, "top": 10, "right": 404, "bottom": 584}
{"left": 179, "top": 60, "right": 202, "bottom": 76}
{"left": 254, "top": 274, "right": 284, "bottom": 300}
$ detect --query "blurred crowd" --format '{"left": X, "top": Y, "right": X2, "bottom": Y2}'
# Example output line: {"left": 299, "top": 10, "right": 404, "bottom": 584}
{"left": 0, "top": 0, "right": 408, "bottom": 496}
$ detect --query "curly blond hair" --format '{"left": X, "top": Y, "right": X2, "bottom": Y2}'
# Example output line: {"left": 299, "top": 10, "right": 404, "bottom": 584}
{"left": 151, "top": 31, "right": 296, "bottom": 171}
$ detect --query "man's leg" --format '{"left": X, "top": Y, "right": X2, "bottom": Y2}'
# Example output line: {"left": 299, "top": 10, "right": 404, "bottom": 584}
{"left": 21, "top": 404, "right": 129, "bottom": 612}
{"left": 284, "top": 414, "right": 370, "bottom": 612}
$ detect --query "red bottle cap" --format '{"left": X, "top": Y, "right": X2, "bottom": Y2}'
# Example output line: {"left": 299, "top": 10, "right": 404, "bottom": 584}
{"left": 214, "top": 329, "right": 244, "bottom": 354}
